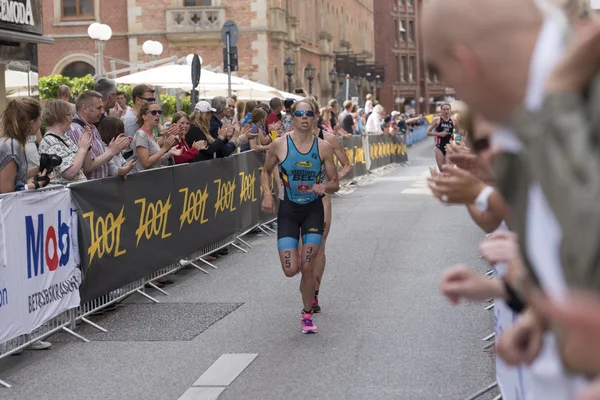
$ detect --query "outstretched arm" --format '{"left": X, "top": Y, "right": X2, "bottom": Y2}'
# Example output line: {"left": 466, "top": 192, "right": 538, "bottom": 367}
{"left": 324, "top": 133, "right": 352, "bottom": 181}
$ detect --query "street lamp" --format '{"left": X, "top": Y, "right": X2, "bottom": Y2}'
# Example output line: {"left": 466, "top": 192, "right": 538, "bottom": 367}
{"left": 284, "top": 57, "right": 296, "bottom": 92}
{"left": 337, "top": 71, "right": 346, "bottom": 90}
{"left": 143, "top": 40, "right": 164, "bottom": 62}
{"left": 87, "top": 23, "right": 112, "bottom": 77}
{"left": 304, "top": 63, "right": 316, "bottom": 95}
{"left": 375, "top": 74, "right": 383, "bottom": 103}
{"left": 329, "top": 68, "right": 338, "bottom": 97}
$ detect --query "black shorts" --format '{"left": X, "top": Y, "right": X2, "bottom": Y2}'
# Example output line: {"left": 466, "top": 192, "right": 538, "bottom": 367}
{"left": 277, "top": 199, "right": 325, "bottom": 251}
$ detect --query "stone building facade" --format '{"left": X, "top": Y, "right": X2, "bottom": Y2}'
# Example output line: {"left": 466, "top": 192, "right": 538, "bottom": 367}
{"left": 40, "top": 0, "right": 375, "bottom": 102}
{"left": 374, "top": 0, "right": 447, "bottom": 114}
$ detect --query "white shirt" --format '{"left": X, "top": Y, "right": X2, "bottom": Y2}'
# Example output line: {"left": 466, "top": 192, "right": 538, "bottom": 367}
{"left": 492, "top": 13, "right": 588, "bottom": 399}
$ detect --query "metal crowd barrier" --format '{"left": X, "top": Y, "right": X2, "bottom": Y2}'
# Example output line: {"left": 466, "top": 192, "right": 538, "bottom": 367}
{"left": 406, "top": 125, "right": 429, "bottom": 146}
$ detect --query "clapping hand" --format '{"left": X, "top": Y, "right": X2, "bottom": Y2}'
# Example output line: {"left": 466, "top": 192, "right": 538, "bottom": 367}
{"left": 78, "top": 127, "right": 93, "bottom": 152}
{"left": 192, "top": 140, "right": 208, "bottom": 151}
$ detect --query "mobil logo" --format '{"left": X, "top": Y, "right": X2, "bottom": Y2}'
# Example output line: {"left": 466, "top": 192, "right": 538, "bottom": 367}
{"left": 25, "top": 209, "right": 70, "bottom": 279}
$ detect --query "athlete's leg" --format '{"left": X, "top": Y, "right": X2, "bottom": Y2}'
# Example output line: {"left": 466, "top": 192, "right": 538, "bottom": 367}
{"left": 277, "top": 204, "right": 302, "bottom": 277}
{"left": 434, "top": 146, "right": 446, "bottom": 170}
{"left": 299, "top": 200, "right": 325, "bottom": 314}
{"left": 311, "top": 195, "right": 331, "bottom": 312}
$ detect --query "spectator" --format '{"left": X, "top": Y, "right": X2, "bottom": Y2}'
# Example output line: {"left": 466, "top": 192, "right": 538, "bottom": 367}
{"left": 248, "top": 108, "right": 268, "bottom": 152}
{"left": 355, "top": 108, "right": 366, "bottom": 136}
{"left": 235, "top": 100, "right": 246, "bottom": 124}
{"left": 338, "top": 100, "right": 354, "bottom": 136}
{"left": 282, "top": 98, "right": 295, "bottom": 133}
{"left": 209, "top": 96, "right": 238, "bottom": 158}
{"left": 131, "top": 102, "right": 176, "bottom": 173}
{"left": 116, "top": 91, "right": 132, "bottom": 115}
{"left": 66, "top": 90, "right": 129, "bottom": 180}
{"left": 320, "top": 108, "right": 334, "bottom": 132}
{"left": 58, "top": 85, "right": 71, "bottom": 102}
{"left": 170, "top": 111, "right": 207, "bottom": 164}
{"left": 94, "top": 77, "right": 121, "bottom": 125}
{"left": 266, "top": 97, "right": 283, "bottom": 130}
{"left": 328, "top": 99, "right": 340, "bottom": 127}
{"left": 241, "top": 100, "right": 257, "bottom": 126}
{"left": 364, "top": 94, "right": 374, "bottom": 115}
{"left": 0, "top": 98, "right": 49, "bottom": 193}
{"left": 97, "top": 117, "right": 136, "bottom": 177}
{"left": 222, "top": 97, "right": 236, "bottom": 125}
{"left": 39, "top": 100, "right": 92, "bottom": 184}
{"left": 123, "top": 84, "right": 156, "bottom": 138}
{"left": 366, "top": 104, "right": 385, "bottom": 134}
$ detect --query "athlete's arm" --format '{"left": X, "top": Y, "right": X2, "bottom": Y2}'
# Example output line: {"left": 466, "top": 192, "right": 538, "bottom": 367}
{"left": 260, "top": 138, "right": 281, "bottom": 213}
{"left": 427, "top": 117, "right": 442, "bottom": 137}
{"left": 324, "top": 133, "right": 352, "bottom": 181}
{"left": 320, "top": 141, "right": 340, "bottom": 194}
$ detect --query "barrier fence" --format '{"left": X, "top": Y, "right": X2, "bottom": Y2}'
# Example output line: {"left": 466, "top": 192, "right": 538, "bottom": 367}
{"left": 0, "top": 134, "right": 408, "bottom": 388}
{"left": 406, "top": 125, "right": 429, "bottom": 146}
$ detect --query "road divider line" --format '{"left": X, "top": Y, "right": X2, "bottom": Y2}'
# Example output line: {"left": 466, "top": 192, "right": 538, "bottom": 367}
{"left": 193, "top": 353, "right": 258, "bottom": 387}
{"left": 178, "top": 387, "right": 226, "bottom": 400}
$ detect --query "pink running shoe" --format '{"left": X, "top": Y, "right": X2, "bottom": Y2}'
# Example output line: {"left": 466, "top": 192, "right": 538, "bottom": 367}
{"left": 311, "top": 298, "right": 321, "bottom": 314}
{"left": 301, "top": 313, "right": 318, "bottom": 334}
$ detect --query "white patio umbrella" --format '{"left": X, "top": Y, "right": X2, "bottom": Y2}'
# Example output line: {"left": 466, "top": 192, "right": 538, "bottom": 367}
{"left": 5, "top": 69, "right": 38, "bottom": 93}
{"left": 114, "top": 64, "right": 250, "bottom": 92}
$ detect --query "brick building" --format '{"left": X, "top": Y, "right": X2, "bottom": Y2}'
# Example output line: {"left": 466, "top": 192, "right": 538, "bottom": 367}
{"left": 373, "top": 0, "right": 448, "bottom": 115}
{"left": 40, "top": 0, "right": 374, "bottom": 102}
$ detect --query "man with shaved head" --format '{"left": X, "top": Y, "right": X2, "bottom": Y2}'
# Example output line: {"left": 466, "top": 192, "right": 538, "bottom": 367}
{"left": 423, "top": 0, "right": 593, "bottom": 398}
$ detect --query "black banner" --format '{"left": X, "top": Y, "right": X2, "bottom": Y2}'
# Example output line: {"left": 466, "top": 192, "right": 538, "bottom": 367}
{"left": 71, "top": 152, "right": 267, "bottom": 302}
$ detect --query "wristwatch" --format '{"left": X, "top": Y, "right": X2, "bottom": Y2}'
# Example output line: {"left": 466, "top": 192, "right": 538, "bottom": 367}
{"left": 475, "top": 186, "right": 494, "bottom": 212}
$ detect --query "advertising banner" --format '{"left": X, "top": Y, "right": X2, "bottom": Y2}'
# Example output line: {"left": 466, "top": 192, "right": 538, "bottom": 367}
{"left": 0, "top": 188, "right": 81, "bottom": 343}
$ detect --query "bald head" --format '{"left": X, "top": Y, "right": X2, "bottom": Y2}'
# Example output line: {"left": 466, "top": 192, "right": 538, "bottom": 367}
{"left": 423, "top": 0, "right": 541, "bottom": 53}
{"left": 422, "top": 0, "right": 544, "bottom": 123}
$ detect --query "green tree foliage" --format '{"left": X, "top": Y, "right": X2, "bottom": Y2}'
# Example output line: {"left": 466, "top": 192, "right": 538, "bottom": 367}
{"left": 70, "top": 75, "right": 96, "bottom": 98}
{"left": 38, "top": 75, "right": 71, "bottom": 100}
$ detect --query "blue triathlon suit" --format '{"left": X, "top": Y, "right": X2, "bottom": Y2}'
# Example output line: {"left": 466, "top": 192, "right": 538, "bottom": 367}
{"left": 277, "top": 134, "right": 325, "bottom": 251}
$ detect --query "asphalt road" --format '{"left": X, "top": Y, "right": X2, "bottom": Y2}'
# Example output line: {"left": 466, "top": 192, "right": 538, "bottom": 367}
{"left": 0, "top": 140, "right": 497, "bottom": 400}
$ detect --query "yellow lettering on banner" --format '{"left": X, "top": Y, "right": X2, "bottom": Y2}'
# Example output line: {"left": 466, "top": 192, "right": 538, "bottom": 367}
{"left": 134, "top": 196, "right": 172, "bottom": 246}
{"left": 179, "top": 186, "right": 209, "bottom": 229}
{"left": 214, "top": 178, "right": 237, "bottom": 216}
{"left": 355, "top": 146, "right": 365, "bottom": 164}
{"left": 345, "top": 147, "right": 354, "bottom": 166}
{"left": 239, "top": 171, "right": 258, "bottom": 205}
{"left": 83, "top": 206, "right": 126, "bottom": 265}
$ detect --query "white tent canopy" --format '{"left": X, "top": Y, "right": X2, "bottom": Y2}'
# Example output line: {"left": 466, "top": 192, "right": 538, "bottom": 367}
{"left": 6, "top": 70, "right": 38, "bottom": 90}
{"left": 114, "top": 64, "right": 303, "bottom": 101}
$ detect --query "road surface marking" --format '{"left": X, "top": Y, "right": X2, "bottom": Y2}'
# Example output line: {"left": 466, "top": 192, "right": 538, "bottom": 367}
{"left": 193, "top": 354, "right": 258, "bottom": 387}
{"left": 178, "top": 387, "right": 225, "bottom": 400}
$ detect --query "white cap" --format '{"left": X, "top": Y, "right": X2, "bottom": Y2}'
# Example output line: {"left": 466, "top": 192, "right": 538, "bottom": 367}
{"left": 195, "top": 101, "right": 216, "bottom": 112}
{"left": 391, "top": 111, "right": 400, "bottom": 117}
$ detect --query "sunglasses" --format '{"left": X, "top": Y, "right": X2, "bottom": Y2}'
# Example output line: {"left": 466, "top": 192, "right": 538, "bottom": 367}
{"left": 293, "top": 110, "right": 315, "bottom": 118}
{"left": 471, "top": 137, "right": 490, "bottom": 153}
{"left": 148, "top": 110, "right": 163, "bottom": 116}
{"left": 143, "top": 97, "right": 157, "bottom": 102}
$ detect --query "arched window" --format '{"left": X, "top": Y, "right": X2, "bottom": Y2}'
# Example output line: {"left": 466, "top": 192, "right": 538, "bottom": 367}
{"left": 61, "top": 61, "right": 95, "bottom": 78}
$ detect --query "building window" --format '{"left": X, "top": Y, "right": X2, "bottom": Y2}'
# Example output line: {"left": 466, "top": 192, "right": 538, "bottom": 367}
{"left": 401, "top": 56, "right": 407, "bottom": 82}
{"left": 408, "top": 20, "right": 415, "bottom": 42}
{"left": 399, "top": 0, "right": 404, "bottom": 5}
{"left": 426, "top": 64, "right": 432, "bottom": 83}
{"left": 184, "top": 0, "right": 212, "bottom": 5}
{"left": 394, "top": 55, "right": 401, "bottom": 83}
{"left": 400, "top": 21, "right": 406, "bottom": 42}
{"left": 61, "top": 61, "right": 95, "bottom": 78}
{"left": 409, "top": 56, "right": 415, "bottom": 83}
{"left": 407, "top": 0, "right": 412, "bottom": 5}
{"left": 62, "top": 0, "right": 94, "bottom": 19}
{"left": 394, "top": 19, "right": 399, "bottom": 46}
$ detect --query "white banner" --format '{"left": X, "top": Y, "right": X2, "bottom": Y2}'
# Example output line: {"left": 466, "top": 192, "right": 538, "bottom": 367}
{"left": 493, "top": 262, "right": 528, "bottom": 400}
{"left": 0, "top": 188, "right": 81, "bottom": 343}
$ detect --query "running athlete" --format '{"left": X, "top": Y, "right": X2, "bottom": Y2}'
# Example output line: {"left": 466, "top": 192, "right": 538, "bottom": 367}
{"left": 427, "top": 103, "right": 456, "bottom": 170}
{"left": 300, "top": 98, "right": 352, "bottom": 314}
{"left": 261, "top": 100, "right": 340, "bottom": 334}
